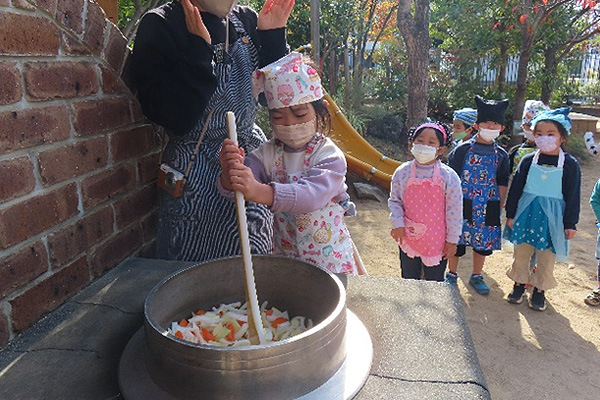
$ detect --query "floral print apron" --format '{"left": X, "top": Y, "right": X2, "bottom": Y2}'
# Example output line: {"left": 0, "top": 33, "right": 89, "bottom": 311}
{"left": 458, "top": 141, "right": 502, "bottom": 251}
{"left": 272, "top": 137, "right": 358, "bottom": 274}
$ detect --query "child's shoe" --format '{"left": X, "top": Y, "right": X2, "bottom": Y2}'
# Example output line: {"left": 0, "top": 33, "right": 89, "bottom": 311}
{"left": 528, "top": 287, "right": 546, "bottom": 311}
{"left": 469, "top": 274, "right": 490, "bottom": 295}
{"left": 584, "top": 289, "right": 600, "bottom": 306}
{"left": 444, "top": 271, "right": 458, "bottom": 286}
{"left": 507, "top": 283, "right": 526, "bottom": 304}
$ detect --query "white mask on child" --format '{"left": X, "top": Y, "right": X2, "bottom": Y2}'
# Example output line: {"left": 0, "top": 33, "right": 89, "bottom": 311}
{"left": 272, "top": 119, "right": 316, "bottom": 149}
{"left": 478, "top": 128, "right": 501, "bottom": 142}
{"left": 535, "top": 135, "right": 558, "bottom": 152}
{"left": 411, "top": 143, "right": 438, "bottom": 164}
{"left": 522, "top": 129, "right": 535, "bottom": 141}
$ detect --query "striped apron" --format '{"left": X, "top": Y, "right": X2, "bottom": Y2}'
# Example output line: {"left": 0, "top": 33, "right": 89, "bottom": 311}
{"left": 156, "top": 13, "right": 273, "bottom": 261}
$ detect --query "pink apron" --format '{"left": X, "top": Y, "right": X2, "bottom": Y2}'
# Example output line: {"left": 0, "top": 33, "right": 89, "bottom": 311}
{"left": 400, "top": 161, "right": 446, "bottom": 266}
{"left": 272, "top": 137, "right": 358, "bottom": 274}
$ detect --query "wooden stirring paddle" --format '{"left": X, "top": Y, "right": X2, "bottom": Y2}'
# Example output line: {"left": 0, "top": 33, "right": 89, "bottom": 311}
{"left": 226, "top": 111, "right": 266, "bottom": 345}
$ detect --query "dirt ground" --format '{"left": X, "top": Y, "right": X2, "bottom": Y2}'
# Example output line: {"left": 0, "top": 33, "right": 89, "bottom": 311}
{"left": 345, "top": 154, "right": 600, "bottom": 400}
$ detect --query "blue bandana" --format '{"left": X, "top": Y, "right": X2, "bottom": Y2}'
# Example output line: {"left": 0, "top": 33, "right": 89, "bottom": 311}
{"left": 531, "top": 107, "right": 572, "bottom": 135}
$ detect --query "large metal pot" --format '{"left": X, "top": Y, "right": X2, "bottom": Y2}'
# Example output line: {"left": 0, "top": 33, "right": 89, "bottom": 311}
{"left": 143, "top": 255, "right": 347, "bottom": 400}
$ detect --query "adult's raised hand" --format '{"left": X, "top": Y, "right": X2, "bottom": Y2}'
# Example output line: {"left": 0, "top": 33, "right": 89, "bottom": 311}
{"left": 257, "top": 0, "right": 295, "bottom": 30}
{"left": 182, "top": 0, "right": 211, "bottom": 44}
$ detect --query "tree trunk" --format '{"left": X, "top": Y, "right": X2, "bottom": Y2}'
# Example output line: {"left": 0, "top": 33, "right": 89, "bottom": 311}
{"left": 397, "top": 0, "right": 430, "bottom": 128}
{"left": 541, "top": 47, "right": 558, "bottom": 104}
{"left": 497, "top": 41, "right": 508, "bottom": 95}
{"left": 513, "top": 22, "right": 536, "bottom": 125}
{"left": 344, "top": 44, "right": 351, "bottom": 107}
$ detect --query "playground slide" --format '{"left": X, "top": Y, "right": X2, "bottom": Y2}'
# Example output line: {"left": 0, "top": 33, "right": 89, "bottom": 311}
{"left": 324, "top": 93, "right": 403, "bottom": 190}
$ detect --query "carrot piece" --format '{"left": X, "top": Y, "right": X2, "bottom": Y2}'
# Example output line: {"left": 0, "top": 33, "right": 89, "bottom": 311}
{"left": 202, "top": 328, "right": 215, "bottom": 341}
{"left": 196, "top": 310, "right": 206, "bottom": 315}
{"left": 265, "top": 309, "right": 273, "bottom": 315}
{"left": 174, "top": 331, "right": 183, "bottom": 339}
{"left": 271, "top": 317, "right": 288, "bottom": 328}
{"left": 179, "top": 318, "right": 189, "bottom": 327}
{"left": 226, "top": 323, "right": 235, "bottom": 341}
{"left": 237, "top": 320, "right": 246, "bottom": 326}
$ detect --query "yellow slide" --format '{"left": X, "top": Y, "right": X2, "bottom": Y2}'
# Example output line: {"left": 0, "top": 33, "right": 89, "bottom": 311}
{"left": 324, "top": 93, "right": 403, "bottom": 190}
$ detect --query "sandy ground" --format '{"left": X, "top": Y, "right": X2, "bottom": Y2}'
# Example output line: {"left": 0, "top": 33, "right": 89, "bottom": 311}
{"left": 345, "top": 155, "right": 600, "bottom": 400}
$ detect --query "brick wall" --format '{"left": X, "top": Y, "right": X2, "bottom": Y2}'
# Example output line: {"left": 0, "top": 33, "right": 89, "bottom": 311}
{"left": 0, "top": 0, "right": 160, "bottom": 349}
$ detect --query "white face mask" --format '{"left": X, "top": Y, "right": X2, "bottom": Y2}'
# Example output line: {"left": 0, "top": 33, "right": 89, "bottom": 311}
{"left": 272, "top": 119, "right": 316, "bottom": 149}
{"left": 522, "top": 129, "right": 535, "bottom": 141}
{"left": 535, "top": 135, "right": 559, "bottom": 153}
{"left": 196, "top": 0, "right": 238, "bottom": 18}
{"left": 478, "top": 127, "right": 501, "bottom": 142}
{"left": 410, "top": 143, "right": 438, "bottom": 164}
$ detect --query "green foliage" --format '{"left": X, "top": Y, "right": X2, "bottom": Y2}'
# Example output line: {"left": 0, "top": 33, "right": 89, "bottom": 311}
{"left": 564, "top": 133, "right": 591, "bottom": 163}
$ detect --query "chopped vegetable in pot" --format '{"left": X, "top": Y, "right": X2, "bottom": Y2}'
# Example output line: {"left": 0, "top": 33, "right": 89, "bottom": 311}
{"left": 168, "top": 301, "right": 313, "bottom": 347}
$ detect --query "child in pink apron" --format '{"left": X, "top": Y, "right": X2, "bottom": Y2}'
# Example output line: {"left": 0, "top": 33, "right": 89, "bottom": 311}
{"left": 217, "top": 52, "right": 365, "bottom": 275}
{"left": 388, "top": 122, "right": 463, "bottom": 281}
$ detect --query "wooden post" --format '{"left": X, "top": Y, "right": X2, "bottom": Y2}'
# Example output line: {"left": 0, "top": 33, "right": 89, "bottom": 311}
{"left": 96, "top": 0, "right": 118, "bottom": 24}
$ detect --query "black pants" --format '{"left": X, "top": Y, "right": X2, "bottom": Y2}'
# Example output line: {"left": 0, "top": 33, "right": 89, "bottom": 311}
{"left": 399, "top": 247, "right": 447, "bottom": 282}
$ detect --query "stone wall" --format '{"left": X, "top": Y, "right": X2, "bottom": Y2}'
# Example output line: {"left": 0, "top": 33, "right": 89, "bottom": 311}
{"left": 0, "top": 0, "right": 160, "bottom": 348}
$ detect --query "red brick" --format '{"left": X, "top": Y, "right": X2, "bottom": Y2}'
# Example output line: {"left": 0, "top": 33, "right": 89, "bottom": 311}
{"left": 55, "top": 0, "right": 84, "bottom": 35}
{"left": 130, "top": 98, "right": 145, "bottom": 122}
{"left": 90, "top": 224, "right": 142, "bottom": 278}
{"left": 0, "top": 241, "right": 48, "bottom": 299}
{"left": 137, "top": 151, "right": 161, "bottom": 183}
{"left": 0, "top": 62, "right": 22, "bottom": 105}
{"left": 37, "top": 137, "right": 108, "bottom": 186}
{"left": 24, "top": 61, "right": 99, "bottom": 101}
{"left": 28, "top": 0, "right": 58, "bottom": 14}
{"left": 47, "top": 206, "right": 114, "bottom": 267}
{"left": 73, "top": 97, "right": 132, "bottom": 136}
{"left": 0, "top": 311, "right": 8, "bottom": 349}
{"left": 114, "top": 184, "right": 156, "bottom": 229}
{"left": 10, "top": 256, "right": 90, "bottom": 332}
{"left": 0, "top": 156, "right": 36, "bottom": 203}
{"left": 0, "top": 13, "right": 60, "bottom": 56}
{"left": 99, "top": 63, "right": 127, "bottom": 94}
{"left": 103, "top": 24, "right": 127, "bottom": 73}
{"left": 0, "top": 106, "right": 70, "bottom": 155}
{"left": 84, "top": 1, "right": 108, "bottom": 55}
{"left": 81, "top": 163, "right": 136, "bottom": 209}
{"left": 61, "top": 32, "right": 90, "bottom": 56}
{"left": 0, "top": 184, "right": 79, "bottom": 250}
{"left": 111, "top": 124, "right": 160, "bottom": 162}
{"left": 12, "top": 0, "right": 36, "bottom": 9}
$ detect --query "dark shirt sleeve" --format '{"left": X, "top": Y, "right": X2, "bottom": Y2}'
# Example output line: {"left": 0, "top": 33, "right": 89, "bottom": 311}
{"left": 130, "top": 4, "right": 287, "bottom": 136}
{"left": 562, "top": 154, "right": 581, "bottom": 230}
{"left": 131, "top": 5, "right": 217, "bottom": 135}
{"left": 505, "top": 154, "right": 532, "bottom": 219}
{"left": 496, "top": 147, "right": 510, "bottom": 187}
{"left": 508, "top": 144, "right": 520, "bottom": 174}
{"left": 447, "top": 141, "right": 469, "bottom": 176}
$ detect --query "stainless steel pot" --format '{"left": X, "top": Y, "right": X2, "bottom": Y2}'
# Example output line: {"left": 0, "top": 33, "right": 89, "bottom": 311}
{"left": 143, "top": 255, "right": 347, "bottom": 400}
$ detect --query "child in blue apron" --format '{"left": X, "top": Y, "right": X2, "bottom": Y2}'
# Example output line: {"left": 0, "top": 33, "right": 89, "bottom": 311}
{"left": 218, "top": 53, "right": 365, "bottom": 275}
{"left": 446, "top": 96, "right": 511, "bottom": 295}
{"left": 504, "top": 108, "right": 581, "bottom": 311}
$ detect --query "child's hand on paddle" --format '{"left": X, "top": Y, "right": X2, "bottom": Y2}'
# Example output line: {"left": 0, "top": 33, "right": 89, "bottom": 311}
{"left": 219, "top": 139, "right": 245, "bottom": 190}
{"left": 391, "top": 227, "right": 405, "bottom": 245}
{"left": 228, "top": 163, "right": 274, "bottom": 205}
{"left": 258, "top": 0, "right": 295, "bottom": 30}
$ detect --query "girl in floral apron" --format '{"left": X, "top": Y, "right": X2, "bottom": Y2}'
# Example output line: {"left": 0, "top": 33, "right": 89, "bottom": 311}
{"left": 218, "top": 53, "right": 365, "bottom": 275}
{"left": 388, "top": 123, "right": 463, "bottom": 281}
{"left": 504, "top": 108, "right": 580, "bottom": 311}
{"left": 446, "top": 96, "right": 511, "bottom": 295}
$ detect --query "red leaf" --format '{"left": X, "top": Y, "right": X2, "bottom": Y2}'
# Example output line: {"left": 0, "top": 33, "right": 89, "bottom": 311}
{"left": 543, "top": 0, "right": 548, "bottom": 4}
{"left": 520, "top": 14, "right": 528, "bottom": 24}
{"left": 493, "top": 21, "right": 500, "bottom": 29}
